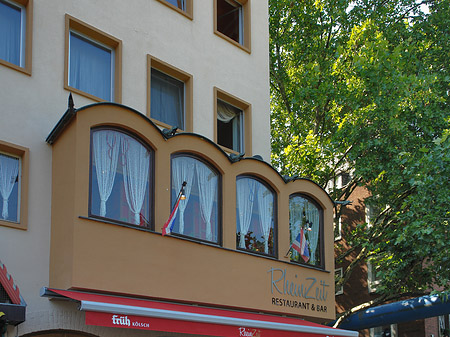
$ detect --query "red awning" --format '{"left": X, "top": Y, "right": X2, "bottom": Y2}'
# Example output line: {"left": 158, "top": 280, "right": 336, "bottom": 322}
{"left": 41, "top": 288, "right": 357, "bottom": 337}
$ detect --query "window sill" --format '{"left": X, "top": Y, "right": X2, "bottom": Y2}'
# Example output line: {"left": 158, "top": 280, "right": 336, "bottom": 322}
{"left": 65, "top": 86, "right": 118, "bottom": 104}
{"left": 0, "top": 59, "right": 31, "bottom": 76}
{"left": 214, "top": 31, "right": 251, "bottom": 54}
{"left": 0, "top": 219, "right": 26, "bottom": 230}
{"left": 80, "top": 216, "right": 155, "bottom": 233}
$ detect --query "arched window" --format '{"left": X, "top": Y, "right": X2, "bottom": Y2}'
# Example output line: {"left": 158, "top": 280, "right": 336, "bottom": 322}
{"left": 289, "top": 194, "right": 323, "bottom": 267}
{"left": 236, "top": 176, "right": 276, "bottom": 256}
{"left": 89, "top": 128, "right": 153, "bottom": 227}
{"left": 170, "top": 154, "right": 221, "bottom": 243}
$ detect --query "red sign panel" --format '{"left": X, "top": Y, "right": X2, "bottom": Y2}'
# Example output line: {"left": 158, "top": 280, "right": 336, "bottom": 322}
{"left": 84, "top": 311, "right": 325, "bottom": 337}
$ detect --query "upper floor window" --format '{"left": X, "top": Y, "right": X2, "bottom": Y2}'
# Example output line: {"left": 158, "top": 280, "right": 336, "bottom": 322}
{"left": 0, "top": 140, "right": 28, "bottom": 230}
{"left": 170, "top": 155, "right": 220, "bottom": 243}
{"left": 148, "top": 55, "right": 193, "bottom": 132}
{"left": 157, "top": 0, "right": 193, "bottom": 19}
{"left": 214, "top": 87, "right": 251, "bottom": 155}
{"left": 217, "top": 99, "right": 243, "bottom": 152}
{"left": 236, "top": 176, "right": 276, "bottom": 256}
{"left": 289, "top": 194, "right": 323, "bottom": 267}
{"left": 166, "top": 0, "right": 185, "bottom": 10}
{"left": 65, "top": 15, "right": 122, "bottom": 102}
{"left": 214, "top": 0, "right": 250, "bottom": 52}
{"left": 89, "top": 129, "right": 153, "bottom": 227}
{"left": 0, "top": 0, "right": 32, "bottom": 74}
{"left": 151, "top": 69, "right": 185, "bottom": 130}
{"left": 335, "top": 268, "right": 343, "bottom": 295}
{"left": 69, "top": 32, "right": 114, "bottom": 101}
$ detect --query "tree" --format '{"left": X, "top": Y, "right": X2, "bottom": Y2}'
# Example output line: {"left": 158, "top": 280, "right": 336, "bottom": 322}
{"left": 270, "top": 0, "right": 450, "bottom": 324}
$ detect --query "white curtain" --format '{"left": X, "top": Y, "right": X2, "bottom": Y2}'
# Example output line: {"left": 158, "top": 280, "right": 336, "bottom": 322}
{"left": 0, "top": 1, "right": 22, "bottom": 66}
{"left": 217, "top": 100, "right": 238, "bottom": 122}
{"left": 236, "top": 178, "right": 256, "bottom": 248}
{"left": 305, "top": 203, "right": 320, "bottom": 263}
{"left": 195, "top": 161, "right": 217, "bottom": 241}
{"left": 289, "top": 196, "right": 305, "bottom": 261}
{"left": 121, "top": 135, "right": 150, "bottom": 226}
{"left": 93, "top": 130, "right": 121, "bottom": 217}
{"left": 171, "top": 156, "right": 195, "bottom": 234}
{"left": 0, "top": 154, "right": 19, "bottom": 220}
{"left": 257, "top": 185, "right": 273, "bottom": 253}
{"left": 69, "top": 32, "right": 112, "bottom": 101}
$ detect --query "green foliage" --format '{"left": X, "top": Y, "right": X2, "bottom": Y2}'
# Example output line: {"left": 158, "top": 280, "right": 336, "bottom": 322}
{"left": 270, "top": 0, "right": 450, "bottom": 305}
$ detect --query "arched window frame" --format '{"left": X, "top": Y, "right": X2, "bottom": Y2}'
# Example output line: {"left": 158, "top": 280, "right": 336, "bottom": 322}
{"left": 289, "top": 193, "right": 324, "bottom": 269}
{"left": 170, "top": 152, "right": 222, "bottom": 245}
{"left": 235, "top": 175, "right": 277, "bottom": 258}
{"left": 88, "top": 127, "right": 154, "bottom": 229}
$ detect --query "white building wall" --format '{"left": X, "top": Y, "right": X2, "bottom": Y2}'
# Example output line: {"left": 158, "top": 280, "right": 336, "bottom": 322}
{"left": 0, "top": 0, "right": 270, "bottom": 335}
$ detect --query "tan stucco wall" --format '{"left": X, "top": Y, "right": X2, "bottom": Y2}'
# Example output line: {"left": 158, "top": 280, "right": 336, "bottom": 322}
{"left": 48, "top": 104, "right": 336, "bottom": 321}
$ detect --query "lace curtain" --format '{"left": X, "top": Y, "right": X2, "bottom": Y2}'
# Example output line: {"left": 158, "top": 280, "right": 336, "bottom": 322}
{"left": 0, "top": 154, "right": 19, "bottom": 220}
{"left": 69, "top": 32, "right": 112, "bottom": 101}
{"left": 257, "top": 185, "right": 273, "bottom": 254}
{"left": 92, "top": 130, "right": 121, "bottom": 218}
{"left": 195, "top": 161, "right": 218, "bottom": 241}
{"left": 289, "top": 196, "right": 320, "bottom": 264}
{"left": 0, "top": 1, "right": 21, "bottom": 66}
{"left": 236, "top": 178, "right": 256, "bottom": 248}
{"left": 305, "top": 202, "right": 320, "bottom": 264}
{"left": 171, "top": 156, "right": 195, "bottom": 234}
{"left": 121, "top": 135, "right": 150, "bottom": 225}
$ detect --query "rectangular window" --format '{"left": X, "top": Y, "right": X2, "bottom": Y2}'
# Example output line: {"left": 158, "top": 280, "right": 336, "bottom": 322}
{"left": 0, "top": 140, "right": 28, "bottom": 230}
{"left": 151, "top": 69, "right": 185, "bottom": 130}
{"left": 335, "top": 268, "right": 343, "bottom": 295}
{"left": 217, "top": 100, "right": 243, "bottom": 153}
{"left": 0, "top": 0, "right": 32, "bottom": 74}
{"left": 214, "top": 87, "right": 251, "bottom": 155}
{"left": 156, "top": 0, "right": 193, "bottom": 19}
{"left": 69, "top": 32, "right": 113, "bottom": 101}
{"left": 367, "top": 261, "right": 381, "bottom": 293}
{"left": 148, "top": 55, "right": 192, "bottom": 132}
{"left": 165, "top": 0, "right": 185, "bottom": 10}
{"left": 214, "top": 0, "right": 250, "bottom": 52}
{"left": 334, "top": 216, "right": 342, "bottom": 241}
{"left": 65, "top": 15, "right": 122, "bottom": 102}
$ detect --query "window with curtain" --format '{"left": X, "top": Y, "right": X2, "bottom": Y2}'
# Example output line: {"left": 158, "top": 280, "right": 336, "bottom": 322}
{"left": 0, "top": 0, "right": 25, "bottom": 67}
{"left": 236, "top": 176, "right": 275, "bottom": 256}
{"left": 69, "top": 31, "right": 114, "bottom": 101}
{"left": 0, "top": 152, "right": 20, "bottom": 223}
{"left": 289, "top": 194, "right": 323, "bottom": 267}
{"left": 151, "top": 69, "right": 185, "bottom": 130}
{"left": 217, "top": 99, "right": 243, "bottom": 152}
{"left": 170, "top": 155, "right": 220, "bottom": 243}
{"left": 216, "top": 0, "right": 243, "bottom": 44}
{"left": 89, "top": 128, "right": 152, "bottom": 227}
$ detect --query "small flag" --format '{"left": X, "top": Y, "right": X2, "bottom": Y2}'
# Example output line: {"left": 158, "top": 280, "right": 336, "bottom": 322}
{"left": 162, "top": 181, "right": 187, "bottom": 236}
{"left": 292, "top": 228, "right": 310, "bottom": 263}
{"left": 162, "top": 197, "right": 180, "bottom": 236}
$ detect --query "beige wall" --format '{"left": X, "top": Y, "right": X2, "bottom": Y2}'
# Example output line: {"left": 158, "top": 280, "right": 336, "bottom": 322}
{"left": 0, "top": 0, "right": 274, "bottom": 335}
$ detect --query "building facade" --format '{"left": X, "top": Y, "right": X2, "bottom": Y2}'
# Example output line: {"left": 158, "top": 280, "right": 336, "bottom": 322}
{"left": 335, "top": 184, "right": 449, "bottom": 337}
{"left": 0, "top": 1, "right": 357, "bottom": 336}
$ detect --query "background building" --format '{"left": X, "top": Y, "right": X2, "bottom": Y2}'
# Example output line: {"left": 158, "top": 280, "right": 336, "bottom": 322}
{"left": 0, "top": 1, "right": 357, "bottom": 336}
{"left": 335, "top": 183, "right": 450, "bottom": 337}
